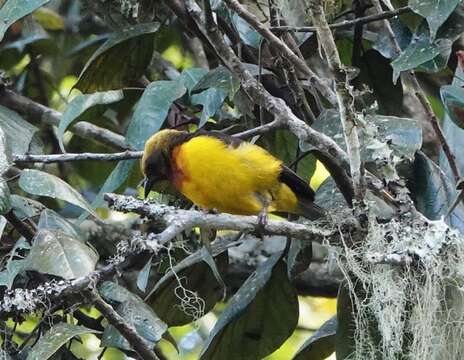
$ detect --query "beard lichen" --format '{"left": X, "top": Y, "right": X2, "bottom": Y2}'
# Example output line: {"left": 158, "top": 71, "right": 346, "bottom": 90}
{"left": 335, "top": 214, "right": 464, "bottom": 359}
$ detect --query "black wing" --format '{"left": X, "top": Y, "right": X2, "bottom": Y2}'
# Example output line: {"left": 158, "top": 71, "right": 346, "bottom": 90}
{"left": 279, "top": 165, "right": 315, "bottom": 201}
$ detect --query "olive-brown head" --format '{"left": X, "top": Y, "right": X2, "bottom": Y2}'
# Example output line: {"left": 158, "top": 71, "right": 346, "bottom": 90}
{"left": 141, "top": 129, "right": 188, "bottom": 198}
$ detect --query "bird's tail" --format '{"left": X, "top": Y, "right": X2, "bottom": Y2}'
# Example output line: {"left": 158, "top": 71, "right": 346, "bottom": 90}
{"left": 296, "top": 199, "right": 325, "bottom": 220}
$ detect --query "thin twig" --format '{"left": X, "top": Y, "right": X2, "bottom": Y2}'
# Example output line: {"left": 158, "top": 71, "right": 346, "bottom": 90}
{"left": 223, "top": 0, "right": 337, "bottom": 104}
{"left": 91, "top": 289, "right": 160, "bottom": 360}
{"left": 270, "top": 6, "right": 410, "bottom": 33}
{"left": 13, "top": 151, "right": 143, "bottom": 164}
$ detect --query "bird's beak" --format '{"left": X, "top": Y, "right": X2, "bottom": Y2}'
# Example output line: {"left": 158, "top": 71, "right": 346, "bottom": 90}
{"left": 143, "top": 177, "right": 154, "bottom": 199}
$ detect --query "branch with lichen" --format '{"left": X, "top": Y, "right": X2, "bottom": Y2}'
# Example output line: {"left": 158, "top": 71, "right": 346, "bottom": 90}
{"left": 309, "top": 0, "right": 364, "bottom": 202}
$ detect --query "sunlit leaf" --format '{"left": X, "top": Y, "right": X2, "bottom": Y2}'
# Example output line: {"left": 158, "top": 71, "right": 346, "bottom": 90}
{"left": 125, "top": 80, "right": 186, "bottom": 150}
{"left": 26, "top": 323, "right": 95, "bottom": 360}
{"left": 99, "top": 282, "right": 167, "bottom": 350}
{"left": 19, "top": 169, "right": 97, "bottom": 217}
{"left": 75, "top": 22, "right": 160, "bottom": 93}
{"left": 200, "top": 254, "right": 299, "bottom": 360}
{"left": 293, "top": 316, "right": 336, "bottom": 360}
{"left": 57, "top": 90, "right": 124, "bottom": 151}
{"left": 0, "top": 0, "right": 50, "bottom": 42}
{"left": 25, "top": 230, "right": 98, "bottom": 279}
{"left": 33, "top": 7, "right": 64, "bottom": 30}
{"left": 410, "top": 0, "right": 460, "bottom": 40}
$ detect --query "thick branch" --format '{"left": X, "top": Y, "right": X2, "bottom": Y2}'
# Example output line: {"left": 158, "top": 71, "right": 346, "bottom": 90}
{"left": 309, "top": 0, "right": 364, "bottom": 201}
{"left": 91, "top": 290, "right": 160, "bottom": 360}
{"left": 271, "top": 6, "right": 410, "bottom": 33}
{"left": 104, "top": 193, "right": 342, "bottom": 244}
{"left": 0, "top": 88, "right": 128, "bottom": 150}
{"left": 3, "top": 210, "right": 35, "bottom": 242}
{"left": 13, "top": 151, "right": 142, "bottom": 163}
{"left": 223, "top": 0, "right": 336, "bottom": 104}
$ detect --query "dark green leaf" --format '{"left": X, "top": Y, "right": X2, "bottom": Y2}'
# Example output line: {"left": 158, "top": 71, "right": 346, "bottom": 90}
{"left": 0, "top": 259, "right": 25, "bottom": 289}
{"left": 287, "top": 238, "right": 312, "bottom": 280}
{"left": 440, "top": 85, "right": 464, "bottom": 129}
{"left": 125, "top": 80, "right": 186, "bottom": 150}
{"left": 192, "top": 66, "right": 240, "bottom": 99}
{"left": 25, "top": 230, "right": 98, "bottom": 279}
{"left": 180, "top": 67, "right": 209, "bottom": 93}
{"left": 90, "top": 159, "right": 136, "bottom": 209}
{"left": 0, "top": 105, "right": 41, "bottom": 156}
{"left": 148, "top": 251, "right": 228, "bottom": 326}
{"left": 57, "top": 90, "right": 124, "bottom": 151}
{"left": 0, "top": 127, "right": 11, "bottom": 175}
{"left": 0, "top": 0, "right": 50, "bottom": 42}
{"left": 439, "top": 48, "right": 464, "bottom": 178}
{"left": 192, "top": 88, "right": 227, "bottom": 127}
{"left": 75, "top": 22, "right": 159, "bottom": 93}
{"left": 315, "top": 177, "right": 349, "bottom": 211}
{"left": 26, "top": 323, "right": 94, "bottom": 360}
{"left": 0, "top": 180, "right": 11, "bottom": 215}
{"left": 293, "top": 316, "right": 336, "bottom": 360}
{"left": 19, "top": 169, "right": 97, "bottom": 217}
{"left": 410, "top": 0, "right": 460, "bottom": 39}
{"left": 99, "top": 282, "right": 167, "bottom": 350}
{"left": 137, "top": 255, "right": 153, "bottom": 293}
{"left": 335, "top": 282, "right": 356, "bottom": 360}
{"left": 200, "top": 254, "right": 299, "bottom": 360}
{"left": 412, "top": 152, "right": 464, "bottom": 231}
{"left": 391, "top": 29, "right": 452, "bottom": 83}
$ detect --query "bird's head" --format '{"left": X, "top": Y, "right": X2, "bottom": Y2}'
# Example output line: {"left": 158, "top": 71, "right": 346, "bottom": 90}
{"left": 141, "top": 129, "right": 187, "bottom": 198}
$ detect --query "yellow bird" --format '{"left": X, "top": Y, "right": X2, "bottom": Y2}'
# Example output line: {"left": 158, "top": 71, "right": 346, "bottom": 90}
{"left": 141, "top": 129, "right": 324, "bottom": 220}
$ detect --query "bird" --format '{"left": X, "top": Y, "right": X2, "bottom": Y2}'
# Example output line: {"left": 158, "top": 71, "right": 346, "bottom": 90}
{"left": 140, "top": 129, "right": 324, "bottom": 222}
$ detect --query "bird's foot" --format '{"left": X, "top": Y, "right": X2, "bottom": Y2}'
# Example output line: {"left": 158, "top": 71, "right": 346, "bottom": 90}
{"left": 257, "top": 208, "right": 268, "bottom": 235}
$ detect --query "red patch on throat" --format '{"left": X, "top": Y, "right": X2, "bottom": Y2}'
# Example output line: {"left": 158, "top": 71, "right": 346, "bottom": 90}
{"left": 170, "top": 146, "right": 187, "bottom": 190}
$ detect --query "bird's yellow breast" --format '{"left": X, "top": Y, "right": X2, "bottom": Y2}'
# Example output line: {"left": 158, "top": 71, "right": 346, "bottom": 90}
{"left": 172, "top": 136, "right": 298, "bottom": 215}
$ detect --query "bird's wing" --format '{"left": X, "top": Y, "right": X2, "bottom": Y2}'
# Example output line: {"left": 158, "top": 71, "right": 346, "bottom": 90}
{"left": 279, "top": 165, "right": 315, "bottom": 201}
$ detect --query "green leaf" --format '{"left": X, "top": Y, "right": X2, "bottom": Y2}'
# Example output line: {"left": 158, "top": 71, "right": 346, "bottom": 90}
{"left": 0, "top": 258, "right": 25, "bottom": 289}
{"left": 0, "top": 127, "right": 11, "bottom": 175}
{"left": 0, "top": 0, "right": 50, "bottom": 42}
{"left": 25, "top": 229, "right": 98, "bottom": 279}
{"left": 57, "top": 90, "right": 124, "bottom": 151}
{"left": 439, "top": 51, "right": 464, "bottom": 178}
{"left": 192, "top": 88, "right": 227, "bottom": 127}
{"left": 180, "top": 67, "right": 209, "bottom": 93}
{"left": 391, "top": 29, "right": 452, "bottom": 83}
{"left": 99, "top": 282, "right": 167, "bottom": 350}
{"left": 287, "top": 238, "right": 312, "bottom": 280}
{"left": 200, "top": 254, "right": 299, "bottom": 360}
{"left": 26, "top": 323, "right": 95, "bottom": 360}
{"left": 230, "top": 12, "right": 262, "bottom": 48}
{"left": 0, "top": 105, "right": 42, "bottom": 156}
{"left": 335, "top": 282, "right": 357, "bottom": 360}
{"left": 192, "top": 66, "right": 240, "bottom": 99}
{"left": 125, "top": 80, "right": 186, "bottom": 150}
{"left": 11, "top": 195, "right": 45, "bottom": 219}
{"left": 315, "top": 177, "right": 348, "bottom": 211}
{"left": 293, "top": 316, "right": 336, "bottom": 360}
{"left": 412, "top": 152, "right": 464, "bottom": 231}
{"left": 75, "top": 22, "right": 159, "bottom": 93}
{"left": 137, "top": 255, "right": 153, "bottom": 293}
{"left": 410, "top": 0, "right": 460, "bottom": 40}
{"left": 148, "top": 251, "right": 228, "bottom": 326}
{"left": 19, "top": 169, "right": 97, "bottom": 217}
{"left": 38, "top": 209, "right": 83, "bottom": 241}
{"left": 0, "top": 180, "right": 11, "bottom": 215}
{"left": 440, "top": 85, "right": 464, "bottom": 129}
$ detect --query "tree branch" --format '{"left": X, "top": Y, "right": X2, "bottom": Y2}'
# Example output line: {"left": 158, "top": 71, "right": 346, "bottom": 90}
{"left": 270, "top": 6, "right": 411, "bottom": 33}
{"left": 13, "top": 151, "right": 143, "bottom": 164}
{"left": 223, "top": 0, "right": 336, "bottom": 105}
{"left": 0, "top": 88, "right": 128, "bottom": 150}
{"left": 3, "top": 210, "right": 35, "bottom": 242}
{"left": 104, "top": 193, "right": 343, "bottom": 244}
{"left": 91, "top": 289, "right": 160, "bottom": 360}
{"left": 309, "top": 0, "right": 364, "bottom": 202}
